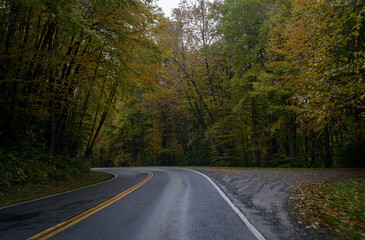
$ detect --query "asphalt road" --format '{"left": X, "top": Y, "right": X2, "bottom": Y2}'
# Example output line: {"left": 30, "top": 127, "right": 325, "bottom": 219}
{"left": 0, "top": 168, "right": 262, "bottom": 240}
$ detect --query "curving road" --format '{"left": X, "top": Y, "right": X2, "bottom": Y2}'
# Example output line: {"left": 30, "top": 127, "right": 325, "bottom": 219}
{"left": 0, "top": 168, "right": 263, "bottom": 240}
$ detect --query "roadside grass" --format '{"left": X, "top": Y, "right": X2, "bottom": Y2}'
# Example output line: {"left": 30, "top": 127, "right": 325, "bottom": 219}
{"left": 293, "top": 178, "right": 365, "bottom": 240}
{"left": 0, "top": 171, "right": 114, "bottom": 208}
{"left": 181, "top": 166, "right": 336, "bottom": 170}
{"left": 143, "top": 165, "right": 360, "bottom": 171}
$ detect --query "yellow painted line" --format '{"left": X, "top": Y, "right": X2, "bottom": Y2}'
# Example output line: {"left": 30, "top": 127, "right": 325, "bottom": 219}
{"left": 27, "top": 170, "right": 153, "bottom": 240}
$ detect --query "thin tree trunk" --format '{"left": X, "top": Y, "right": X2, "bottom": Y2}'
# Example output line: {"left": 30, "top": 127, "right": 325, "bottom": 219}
{"left": 86, "top": 77, "right": 107, "bottom": 151}
{"left": 287, "top": 119, "right": 296, "bottom": 166}
{"left": 132, "top": 132, "right": 137, "bottom": 165}
{"left": 311, "top": 133, "right": 316, "bottom": 167}
{"left": 49, "top": 98, "right": 56, "bottom": 162}
{"left": 139, "top": 112, "right": 145, "bottom": 166}
{"left": 324, "top": 126, "right": 333, "bottom": 168}
{"left": 79, "top": 53, "right": 101, "bottom": 129}
{"left": 174, "top": 58, "right": 214, "bottom": 122}
{"left": 304, "top": 136, "right": 309, "bottom": 167}
{"left": 251, "top": 97, "right": 261, "bottom": 166}
{"left": 187, "top": 96, "right": 207, "bottom": 130}
{"left": 85, "top": 81, "right": 118, "bottom": 158}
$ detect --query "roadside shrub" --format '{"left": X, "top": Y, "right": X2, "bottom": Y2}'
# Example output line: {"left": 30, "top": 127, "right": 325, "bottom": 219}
{"left": 0, "top": 160, "right": 12, "bottom": 189}
{"left": 0, "top": 147, "right": 90, "bottom": 190}
{"left": 274, "top": 153, "right": 292, "bottom": 168}
{"left": 0, "top": 148, "right": 52, "bottom": 189}
{"left": 51, "top": 155, "right": 90, "bottom": 180}
{"left": 0, "top": 149, "right": 27, "bottom": 188}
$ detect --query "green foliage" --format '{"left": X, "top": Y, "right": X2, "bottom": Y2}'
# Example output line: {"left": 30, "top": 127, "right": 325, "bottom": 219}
{"left": 0, "top": 0, "right": 363, "bottom": 176}
{"left": 0, "top": 0, "right": 163, "bottom": 185}
{"left": 0, "top": 148, "right": 90, "bottom": 190}
{"left": 109, "top": 0, "right": 364, "bottom": 169}
{"left": 0, "top": 149, "right": 50, "bottom": 189}
{"left": 51, "top": 155, "right": 90, "bottom": 180}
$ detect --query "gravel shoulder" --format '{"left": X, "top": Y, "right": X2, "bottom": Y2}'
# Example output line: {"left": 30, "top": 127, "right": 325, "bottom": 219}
{"left": 192, "top": 168, "right": 365, "bottom": 240}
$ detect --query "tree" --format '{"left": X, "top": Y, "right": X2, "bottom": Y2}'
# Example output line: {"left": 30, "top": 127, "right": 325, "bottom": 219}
{"left": 269, "top": 0, "right": 365, "bottom": 167}
{"left": 0, "top": 0, "right": 164, "bottom": 187}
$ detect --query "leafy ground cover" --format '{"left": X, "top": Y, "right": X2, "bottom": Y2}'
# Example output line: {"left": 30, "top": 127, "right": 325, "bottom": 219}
{"left": 293, "top": 178, "right": 365, "bottom": 240}
{"left": 0, "top": 171, "right": 114, "bottom": 208}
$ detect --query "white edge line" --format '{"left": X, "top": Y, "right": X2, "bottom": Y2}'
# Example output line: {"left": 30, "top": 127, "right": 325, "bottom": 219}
{"left": 185, "top": 168, "right": 266, "bottom": 240}
{"left": 0, "top": 169, "right": 117, "bottom": 210}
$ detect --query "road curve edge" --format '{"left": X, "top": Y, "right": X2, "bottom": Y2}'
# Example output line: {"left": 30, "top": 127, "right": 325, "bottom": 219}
{"left": 0, "top": 169, "right": 117, "bottom": 210}
{"left": 185, "top": 168, "right": 266, "bottom": 240}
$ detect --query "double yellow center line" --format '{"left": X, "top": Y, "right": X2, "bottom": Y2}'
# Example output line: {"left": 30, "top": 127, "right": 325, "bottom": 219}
{"left": 28, "top": 170, "right": 153, "bottom": 240}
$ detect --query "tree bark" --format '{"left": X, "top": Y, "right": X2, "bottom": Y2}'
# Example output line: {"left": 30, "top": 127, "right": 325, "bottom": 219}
{"left": 324, "top": 126, "right": 333, "bottom": 168}
{"left": 311, "top": 132, "right": 316, "bottom": 166}
{"left": 131, "top": 116, "right": 137, "bottom": 165}
{"left": 139, "top": 113, "right": 145, "bottom": 166}
{"left": 251, "top": 97, "right": 261, "bottom": 166}
{"left": 85, "top": 81, "right": 118, "bottom": 158}
{"left": 287, "top": 119, "right": 296, "bottom": 166}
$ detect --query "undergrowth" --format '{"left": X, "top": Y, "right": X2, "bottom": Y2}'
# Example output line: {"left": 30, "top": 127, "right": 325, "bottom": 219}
{"left": 0, "top": 171, "right": 114, "bottom": 208}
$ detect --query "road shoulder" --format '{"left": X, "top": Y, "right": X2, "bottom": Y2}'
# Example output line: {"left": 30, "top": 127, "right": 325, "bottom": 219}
{"left": 192, "top": 168, "right": 365, "bottom": 240}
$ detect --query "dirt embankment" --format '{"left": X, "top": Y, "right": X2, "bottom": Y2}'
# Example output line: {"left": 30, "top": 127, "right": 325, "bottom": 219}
{"left": 193, "top": 168, "right": 365, "bottom": 240}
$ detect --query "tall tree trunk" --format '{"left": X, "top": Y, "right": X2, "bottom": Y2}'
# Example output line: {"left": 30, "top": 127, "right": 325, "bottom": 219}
{"left": 324, "top": 126, "right": 333, "bottom": 168}
{"left": 85, "top": 81, "right": 118, "bottom": 158}
{"left": 139, "top": 113, "right": 145, "bottom": 166}
{"left": 49, "top": 100, "right": 56, "bottom": 162}
{"left": 132, "top": 132, "right": 137, "bottom": 165}
{"left": 251, "top": 97, "right": 261, "bottom": 166}
{"left": 131, "top": 116, "right": 137, "bottom": 165}
{"left": 311, "top": 133, "right": 316, "bottom": 167}
{"left": 86, "top": 77, "right": 107, "bottom": 151}
{"left": 304, "top": 136, "right": 309, "bottom": 167}
{"left": 243, "top": 134, "right": 251, "bottom": 167}
{"left": 44, "top": 22, "right": 57, "bottom": 161}
{"left": 177, "top": 125, "right": 189, "bottom": 164}
{"left": 187, "top": 96, "right": 207, "bottom": 130}
{"left": 79, "top": 52, "right": 102, "bottom": 129}
{"left": 174, "top": 58, "right": 214, "bottom": 122}
{"left": 287, "top": 119, "right": 296, "bottom": 166}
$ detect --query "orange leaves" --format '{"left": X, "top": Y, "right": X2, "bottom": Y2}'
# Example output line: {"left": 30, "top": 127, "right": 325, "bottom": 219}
{"left": 268, "top": 0, "right": 365, "bottom": 131}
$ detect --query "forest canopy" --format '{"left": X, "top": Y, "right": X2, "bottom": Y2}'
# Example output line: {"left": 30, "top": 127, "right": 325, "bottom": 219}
{"left": 0, "top": 0, "right": 364, "bottom": 188}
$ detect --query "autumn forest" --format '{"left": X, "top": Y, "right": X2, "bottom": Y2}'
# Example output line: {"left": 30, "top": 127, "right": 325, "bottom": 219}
{"left": 0, "top": 0, "right": 364, "bottom": 187}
